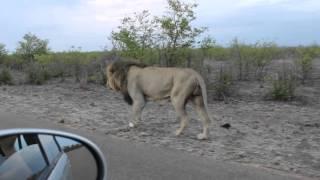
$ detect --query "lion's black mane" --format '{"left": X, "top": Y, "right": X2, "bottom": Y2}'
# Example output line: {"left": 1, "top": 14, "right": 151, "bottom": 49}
{"left": 110, "top": 61, "right": 147, "bottom": 105}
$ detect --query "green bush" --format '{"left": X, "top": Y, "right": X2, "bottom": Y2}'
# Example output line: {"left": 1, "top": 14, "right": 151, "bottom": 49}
{"left": 86, "top": 59, "right": 107, "bottom": 85}
{"left": 208, "top": 46, "right": 230, "bottom": 61}
{"left": 211, "top": 65, "right": 233, "bottom": 100}
{"left": 230, "top": 39, "right": 255, "bottom": 80}
{"left": 295, "top": 50, "right": 314, "bottom": 84}
{"left": 252, "top": 42, "right": 278, "bottom": 81}
{"left": 3, "top": 54, "right": 24, "bottom": 70}
{"left": 0, "top": 43, "right": 7, "bottom": 64}
{"left": 0, "top": 68, "right": 13, "bottom": 85}
{"left": 270, "top": 69, "right": 297, "bottom": 101}
{"left": 26, "top": 63, "right": 50, "bottom": 85}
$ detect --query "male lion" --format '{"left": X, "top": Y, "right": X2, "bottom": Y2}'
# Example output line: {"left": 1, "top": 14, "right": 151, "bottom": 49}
{"left": 106, "top": 61, "right": 211, "bottom": 140}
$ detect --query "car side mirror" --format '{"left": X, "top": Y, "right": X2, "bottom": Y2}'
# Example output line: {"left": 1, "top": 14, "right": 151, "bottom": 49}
{"left": 0, "top": 128, "right": 106, "bottom": 180}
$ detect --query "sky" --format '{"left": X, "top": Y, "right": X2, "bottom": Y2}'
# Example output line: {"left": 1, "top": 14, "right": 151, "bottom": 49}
{"left": 0, "top": 0, "right": 319, "bottom": 52}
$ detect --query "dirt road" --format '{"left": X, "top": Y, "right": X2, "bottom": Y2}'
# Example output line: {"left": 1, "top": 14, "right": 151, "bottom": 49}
{"left": 0, "top": 81, "right": 319, "bottom": 178}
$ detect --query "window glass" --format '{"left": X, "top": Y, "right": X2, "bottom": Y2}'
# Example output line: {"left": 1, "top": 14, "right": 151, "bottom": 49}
{"left": 13, "top": 135, "right": 28, "bottom": 151}
{"left": 56, "top": 136, "right": 81, "bottom": 151}
{"left": 0, "top": 144, "right": 47, "bottom": 179}
{"left": 39, "top": 135, "right": 60, "bottom": 164}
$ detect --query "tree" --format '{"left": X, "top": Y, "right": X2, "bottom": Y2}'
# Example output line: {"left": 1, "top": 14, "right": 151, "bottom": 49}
{"left": 16, "top": 33, "right": 49, "bottom": 62}
{"left": 230, "top": 38, "right": 248, "bottom": 80}
{"left": 200, "top": 36, "right": 215, "bottom": 60}
{"left": 111, "top": 10, "right": 157, "bottom": 60}
{"left": 110, "top": 0, "right": 206, "bottom": 66}
{"left": 253, "top": 41, "right": 278, "bottom": 82}
{"left": 295, "top": 50, "right": 314, "bottom": 84}
{"left": 156, "top": 0, "right": 206, "bottom": 66}
{"left": 0, "top": 43, "right": 7, "bottom": 64}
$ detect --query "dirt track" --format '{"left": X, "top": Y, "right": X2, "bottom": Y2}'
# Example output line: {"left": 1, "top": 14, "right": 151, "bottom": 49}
{"left": 0, "top": 79, "right": 319, "bottom": 178}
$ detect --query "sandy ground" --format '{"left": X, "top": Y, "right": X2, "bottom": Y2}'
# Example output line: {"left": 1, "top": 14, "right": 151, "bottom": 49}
{"left": 0, "top": 79, "right": 319, "bottom": 179}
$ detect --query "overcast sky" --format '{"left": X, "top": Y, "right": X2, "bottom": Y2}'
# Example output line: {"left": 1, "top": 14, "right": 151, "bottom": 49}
{"left": 0, "top": 0, "right": 319, "bottom": 52}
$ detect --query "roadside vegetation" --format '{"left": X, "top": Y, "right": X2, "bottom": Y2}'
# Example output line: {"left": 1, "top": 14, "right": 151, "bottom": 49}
{"left": 0, "top": 0, "right": 319, "bottom": 102}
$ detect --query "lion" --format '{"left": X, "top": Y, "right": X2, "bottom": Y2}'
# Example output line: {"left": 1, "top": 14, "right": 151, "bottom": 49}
{"left": 106, "top": 61, "right": 211, "bottom": 140}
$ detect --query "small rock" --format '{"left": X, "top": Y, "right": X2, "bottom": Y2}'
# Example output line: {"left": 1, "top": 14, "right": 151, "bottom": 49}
{"left": 90, "top": 102, "right": 97, "bottom": 107}
{"left": 238, "top": 151, "right": 247, "bottom": 158}
{"left": 252, "top": 124, "right": 259, "bottom": 129}
{"left": 272, "top": 156, "right": 282, "bottom": 165}
{"left": 199, "top": 151, "right": 205, "bottom": 156}
{"left": 209, "top": 148, "right": 215, "bottom": 152}
{"left": 139, "top": 132, "right": 149, "bottom": 136}
{"left": 59, "top": 119, "right": 65, "bottom": 123}
{"left": 304, "top": 123, "right": 320, "bottom": 128}
{"left": 289, "top": 167, "right": 296, "bottom": 171}
{"left": 221, "top": 123, "right": 231, "bottom": 129}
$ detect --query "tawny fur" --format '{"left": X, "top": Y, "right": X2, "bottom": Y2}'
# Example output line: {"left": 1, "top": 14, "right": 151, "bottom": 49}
{"left": 106, "top": 61, "right": 211, "bottom": 140}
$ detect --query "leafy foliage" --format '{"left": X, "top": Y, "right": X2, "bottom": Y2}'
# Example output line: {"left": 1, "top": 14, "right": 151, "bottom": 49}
{"left": 16, "top": 33, "right": 49, "bottom": 62}
{"left": 211, "top": 65, "right": 233, "bottom": 100}
{"left": 230, "top": 38, "right": 254, "bottom": 80}
{"left": 111, "top": 10, "right": 157, "bottom": 61}
{"left": 294, "top": 46, "right": 318, "bottom": 84}
{"left": 0, "top": 43, "right": 7, "bottom": 64}
{"left": 26, "top": 62, "right": 50, "bottom": 85}
{"left": 198, "top": 36, "right": 216, "bottom": 66}
{"left": 269, "top": 67, "right": 297, "bottom": 101}
{"left": 0, "top": 68, "right": 13, "bottom": 85}
{"left": 230, "top": 39, "right": 278, "bottom": 81}
{"left": 252, "top": 42, "right": 278, "bottom": 81}
{"left": 110, "top": 0, "right": 205, "bottom": 66}
{"left": 156, "top": 0, "right": 206, "bottom": 66}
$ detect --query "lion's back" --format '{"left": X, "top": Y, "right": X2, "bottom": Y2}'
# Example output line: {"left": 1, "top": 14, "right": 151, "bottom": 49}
{"left": 141, "top": 66, "right": 198, "bottom": 78}
{"left": 127, "top": 66, "right": 200, "bottom": 100}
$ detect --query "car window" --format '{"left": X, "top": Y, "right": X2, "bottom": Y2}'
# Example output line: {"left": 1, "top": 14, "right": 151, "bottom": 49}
{"left": 0, "top": 144, "right": 47, "bottom": 180}
{"left": 38, "top": 135, "right": 60, "bottom": 164}
{"left": 13, "top": 135, "right": 28, "bottom": 151}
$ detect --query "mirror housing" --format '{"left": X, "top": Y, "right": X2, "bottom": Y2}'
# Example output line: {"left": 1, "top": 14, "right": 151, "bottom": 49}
{"left": 0, "top": 128, "right": 106, "bottom": 180}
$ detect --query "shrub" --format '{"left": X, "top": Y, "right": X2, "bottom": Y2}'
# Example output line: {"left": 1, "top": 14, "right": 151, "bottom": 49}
{"left": 208, "top": 46, "right": 230, "bottom": 61}
{"left": 0, "top": 43, "right": 7, "bottom": 64}
{"left": 87, "top": 59, "right": 107, "bottom": 85}
{"left": 230, "top": 39, "right": 255, "bottom": 81}
{"left": 47, "top": 61, "right": 66, "bottom": 79}
{"left": 3, "top": 54, "right": 24, "bottom": 70}
{"left": 26, "top": 63, "right": 50, "bottom": 85}
{"left": 0, "top": 68, "right": 13, "bottom": 85}
{"left": 295, "top": 51, "right": 314, "bottom": 84}
{"left": 269, "top": 68, "right": 297, "bottom": 101}
{"left": 252, "top": 42, "right": 278, "bottom": 81}
{"left": 211, "top": 65, "right": 233, "bottom": 100}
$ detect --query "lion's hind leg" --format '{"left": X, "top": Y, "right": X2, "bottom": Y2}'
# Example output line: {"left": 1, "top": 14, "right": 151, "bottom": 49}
{"left": 191, "top": 96, "right": 210, "bottom": 140}
{"left": 171, "top": 95, "right": 189, "bottom": 137}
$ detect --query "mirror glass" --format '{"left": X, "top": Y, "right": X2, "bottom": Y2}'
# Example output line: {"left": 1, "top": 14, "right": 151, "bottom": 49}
{"left": 0, "top": 134, "right": 97, "bottom": 180}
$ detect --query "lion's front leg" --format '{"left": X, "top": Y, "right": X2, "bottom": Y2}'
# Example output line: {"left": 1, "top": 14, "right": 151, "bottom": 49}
{"left": 129, "top": 93, "right": 145, "bottom": 128}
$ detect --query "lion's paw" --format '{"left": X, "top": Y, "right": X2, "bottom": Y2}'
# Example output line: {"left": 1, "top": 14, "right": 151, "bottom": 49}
{"left": 129, "top": 122, "right": 136, "bottom": 128}
{"left": 197, "top": 133, "right": 208, "bottom": 140}
{"left": 175, "top": 129, "right": 183, "bottom": 136}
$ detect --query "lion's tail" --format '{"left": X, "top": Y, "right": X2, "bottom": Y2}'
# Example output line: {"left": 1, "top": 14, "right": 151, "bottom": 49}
{"left": 195, "top": 73, "right": 209, "bottom": 114}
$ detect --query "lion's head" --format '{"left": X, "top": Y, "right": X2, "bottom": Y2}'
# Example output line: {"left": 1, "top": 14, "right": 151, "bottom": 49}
{"left": 106, "top": 61, "right": 147, "bottom": 104}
